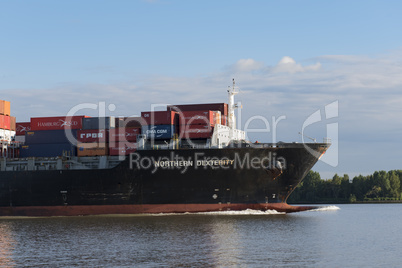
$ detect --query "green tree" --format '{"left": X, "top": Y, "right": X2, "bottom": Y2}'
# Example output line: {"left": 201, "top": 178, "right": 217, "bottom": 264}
{"left": 301, "top": 171, "right": 321, "bottom": 201}
{"left": 352, "top": 175, "right": 368, "bottom": 201}
{"left": 395, "top": 170, "right": 402, "bottom": 192}
{"left": 330, "top": 174, "right": 342, "bottom": 200}
{"left": 371, "top": 171, "right": 390, "bottom": 198}
{"left": 366, "top": 185, "right": 382, "bottom": 199}
{"left": 388, "top": 171, "right": 401, "bottom": 199}
{"left": 341, "top": 174, "right": 351, "bottom": 199}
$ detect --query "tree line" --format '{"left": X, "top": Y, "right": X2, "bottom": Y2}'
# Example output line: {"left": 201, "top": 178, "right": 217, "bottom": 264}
{"left": 288, "top": 170, "right": 402, "bottom": 203}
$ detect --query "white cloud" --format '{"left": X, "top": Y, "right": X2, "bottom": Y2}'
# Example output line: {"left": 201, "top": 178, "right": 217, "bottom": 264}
{"left": 229, "top": 58, "right": 265, "bottom": 73}
{"left": 273, "top": 56, "right": 321, "bottom": 73}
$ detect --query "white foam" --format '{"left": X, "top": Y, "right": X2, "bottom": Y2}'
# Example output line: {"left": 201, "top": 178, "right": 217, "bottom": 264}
{"left": 194, "top": 208, "right": 285, "bottom": 215}
{"left": 309, "top": 205, "right": 340, "bottom": 212}
{"left": 149, "top": 209, "right": 285, "bottom": 216}
{"left": 145, "top": 209, "right": 285, "bottom": 216}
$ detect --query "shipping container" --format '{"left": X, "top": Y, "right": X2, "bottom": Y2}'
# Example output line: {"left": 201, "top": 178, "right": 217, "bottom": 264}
{"left": 168, "top": 103, "right": 228, "bottom": 116}
{"left": 0, "top": 115, "right": 11, "bottom": 130}
{"left": 109, "top": 142, "right": 137, "bottom": 156}
{"left": 116, "top": 117, "right": 147, "bottom": 128}
{"left": 10, "top": 116, "right": 16, "bottom": 131}
{"left": 179, "top": 110, "right": 219, "bottom": 126}
{"left": 77, "top": 142, "right": 108, "bottom": 156}
{"left": 4, "top": 130, "right": 16, "bottom": 141}
{"left": 0, "top": 100, "right": 11, "bottom": 116}
{"left": 30, "top": 116, "right": 86, "bottom": 131}
{"left": 179, "top": 124, "right": 214, "bottom": 139}
{"left": 109, "top": 127, "right": 140, "bottom": 143}
{"left": 142, "top": 125, "right": 176, "bottom": 139}
{"left": 19, "top": 143, "right": 77, "bottom": 158}
{"left": 16, "top": 122, "right": 31, "bottom": 136}
{"left": 25, "top": 130, "right": 77, "bottom": 145}
{"left": 77, "top": 129, "right": 108, "bottom": 143}
{"left": 0, "top": 129, "right": 15, "bottom": 141}
{"left": 14, "top": 135, "right": 25, "bottom": 143}
{"left": 3, "top": 115, "right": 11, "bottom": 130}
{"left": 82, "top": 117, "right": 115, "bottom": 130}
{"left": 141, "top": 111, "right": 178, "bottom": 125}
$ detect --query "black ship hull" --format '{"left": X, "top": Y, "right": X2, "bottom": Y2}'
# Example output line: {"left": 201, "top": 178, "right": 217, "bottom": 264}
{"left": 0, "top": 143, "right": 328, "bottom": 216}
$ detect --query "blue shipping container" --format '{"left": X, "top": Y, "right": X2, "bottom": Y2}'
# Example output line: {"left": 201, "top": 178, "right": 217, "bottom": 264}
{"left": 25, "top": 130, "right": 77, "bottom": 145}
{"left": 141, "top": 125, "right": 176, "bottom": 139}
{"left": 19, "top": 143, "right": 77, "bottom": 158}
{"left": 82, "top": 117, "right": 115, "bottom": 130}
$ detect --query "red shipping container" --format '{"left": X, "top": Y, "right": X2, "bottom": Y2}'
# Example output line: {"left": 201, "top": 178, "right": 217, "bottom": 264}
{"left": 0, "top": 115, "right": 11, "bottom": 130}
{"left": 179, "top": 124, "right": 214, "bottom": 139}
{"left": 109, "top": 142, "right": 137, "bottom": 156}
{"left": 0, "top": 115, "right": 4, "bottom": 129}
{"left": 4, "top": 116, "right": 10, "bottom": 130}
{"left": 16, "top": 122, "right": 31, "bottom": 136}
{"left": 109, "top": 128, "right": 140, "bottom": 143}
{"left": 10, "top": 116, "right": 16, "bottom": 131}
{"left": 141, "top": 111, "right": 178, "bottom": 125}
{"left": 116, "top": 117, "right": 147, "bottom": 128}
{"left": 77, "top": 129, "right": 108, "bottom": 143}
{"left": 179, "top": 111, "right": 217, "bottom": 126}
{"left": 168, "top": 103, "right": 228, "bottom": 116}
{"left": 31, "top": 116, "right": 86, "bottom": 131}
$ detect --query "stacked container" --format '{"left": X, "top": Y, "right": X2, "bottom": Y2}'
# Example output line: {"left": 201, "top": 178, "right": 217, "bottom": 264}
{"left": 20, "top": 129, "right": 77, "bottom": 157}
{"left": 141, "top": 111, "right": 178, "bottom": 140}
{"left": 0, "top": 100, "right": 11, "bottom": 116}
{"left": 0, "top": 100, "right": 16, "bottom": 142}
{"left": 179, "top": 110, "right": 220, "bottom": 139}
{"left": 115, "top": 117, "right": 146, "bottom": 128}
{"left": 82, "top": 117, "right": 115, "bottom": 130}
{"left": 0, "top": 100, "right": 17, "bottom": 158}
{"left": 30, "top": 115, "right": 86, "bottom": 131}
{"left": 110, "top": 117, "right": 144, "bottom": 155}
{"left": 168, "top": 103, "right": 228, "bottom": 126}
{"left": 15, "top": 122, "right": 31, "bottom": 143}
{"left": 77, "top": 117, "right": 114, "bottom": 156}
{"left": 109, "top": 127, "right": 139, "bottom": 155}
{"left": 20, "top": 115, "right": 88, "bottom": 157}
{"left": 77, "top": 129, "right": 108, "bottom": 156}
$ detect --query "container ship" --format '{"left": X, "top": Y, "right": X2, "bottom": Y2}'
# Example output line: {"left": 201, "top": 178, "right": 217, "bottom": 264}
{"left": 0, "top": 80, "right": 330, "bottom": 216}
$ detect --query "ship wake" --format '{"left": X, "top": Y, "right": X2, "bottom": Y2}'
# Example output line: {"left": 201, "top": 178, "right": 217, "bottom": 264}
{"left": 308, "top": 205, "right": 340, "bottom": 212}
{"left": 193, "top": 209, "right": 285, "bottom": 215}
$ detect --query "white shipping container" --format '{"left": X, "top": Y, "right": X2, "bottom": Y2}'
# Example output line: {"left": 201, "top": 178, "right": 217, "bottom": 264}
{"left": 0, "top": 129, "right": 14, "bottom": 141}
{"left": 4, "top": 130, "right": 16, "bottom": 141}
{"left": 14, "top": 135, "right": 25, "bottom": 143}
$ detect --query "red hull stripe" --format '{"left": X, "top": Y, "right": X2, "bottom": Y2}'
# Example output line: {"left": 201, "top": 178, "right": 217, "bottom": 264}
{"left": 0, "top": 203, "right": 318, "bottom": 217}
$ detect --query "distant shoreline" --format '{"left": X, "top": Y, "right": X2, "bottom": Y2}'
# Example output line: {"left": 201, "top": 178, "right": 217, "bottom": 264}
{"left": 287, "top": 170, "right": 402, "bottom": 204}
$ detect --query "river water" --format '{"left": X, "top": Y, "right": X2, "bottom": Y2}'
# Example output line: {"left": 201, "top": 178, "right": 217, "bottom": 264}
{"left": 0, "top": 204, "right": 401, "bottom": 267}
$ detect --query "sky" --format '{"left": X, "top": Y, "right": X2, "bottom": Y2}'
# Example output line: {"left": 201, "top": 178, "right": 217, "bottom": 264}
{"left": 1, "top": 0, "right": 402, "bottom": 179}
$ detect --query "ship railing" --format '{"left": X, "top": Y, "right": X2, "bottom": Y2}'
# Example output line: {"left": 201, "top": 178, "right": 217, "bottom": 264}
{"left": 323, "top": 138, "right": 332, "bottom": 144}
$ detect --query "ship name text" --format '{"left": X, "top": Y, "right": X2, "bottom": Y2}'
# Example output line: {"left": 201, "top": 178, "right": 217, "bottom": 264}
{"left": 129, "top": 151, "right": 285, "bottom": 174}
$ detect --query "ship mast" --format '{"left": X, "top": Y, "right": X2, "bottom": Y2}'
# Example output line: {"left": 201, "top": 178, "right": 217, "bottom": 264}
{"left": 228, "top": 78, "right": 239, "bottom": 139}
